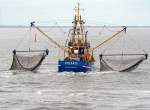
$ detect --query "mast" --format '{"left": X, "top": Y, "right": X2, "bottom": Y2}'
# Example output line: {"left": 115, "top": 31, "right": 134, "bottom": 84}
{"left": 71, "top": 3, "right": 85, "bottom": 45}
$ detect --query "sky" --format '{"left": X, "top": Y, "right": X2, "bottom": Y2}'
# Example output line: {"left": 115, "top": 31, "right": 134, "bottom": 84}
{"left": 0, "top": 0, "right": 150, "bottom": 26}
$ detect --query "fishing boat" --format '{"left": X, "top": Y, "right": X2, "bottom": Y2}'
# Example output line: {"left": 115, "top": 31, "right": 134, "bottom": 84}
{"left": 58, "top": 3, "right": 95, "bottom": 72}
{"left": 31, "top": 3, "right": 96, "bottom": 72}
{"left": 27, "top": 3, "right": 148, "bottom": 72}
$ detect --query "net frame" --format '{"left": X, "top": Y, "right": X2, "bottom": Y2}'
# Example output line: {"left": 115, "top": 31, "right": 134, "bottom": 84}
{"left": 99, "top": 54, "right": 148, "bottom": 72}
{"left": 10, "top": 49, "right": 49, "bottom": 71}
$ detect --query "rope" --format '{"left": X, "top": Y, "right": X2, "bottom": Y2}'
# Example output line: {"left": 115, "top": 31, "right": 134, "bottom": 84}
{"left": 90, "top": 27, "right": 126, "bottom": 52}
{"left": 55, "top": 22, "right": 67, "bottom": 35}
{"left": 15, "top": 28, "right": 30, "bottom": 50}
{"left": 31, "top": 22, "right": 66, "bottom": 51}
{"left": 125, "top": 32, "right": 147, "bottom": 54}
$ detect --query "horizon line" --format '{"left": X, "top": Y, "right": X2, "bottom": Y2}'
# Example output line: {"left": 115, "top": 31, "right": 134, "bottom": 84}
{"left": 0, "top": 25, "right": 150, "bottom": 28}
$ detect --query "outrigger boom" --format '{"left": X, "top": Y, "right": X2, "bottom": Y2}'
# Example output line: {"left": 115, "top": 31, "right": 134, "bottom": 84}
{"left": 29, "top": 3, "right": 147, "bottom": 72}
{"left": 30, "top": 22, "right": 66, "bottom": 51}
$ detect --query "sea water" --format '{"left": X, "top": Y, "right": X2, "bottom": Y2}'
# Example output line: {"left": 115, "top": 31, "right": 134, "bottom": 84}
{"left": 0, "top": 27, "right": 150, "bottom": 110}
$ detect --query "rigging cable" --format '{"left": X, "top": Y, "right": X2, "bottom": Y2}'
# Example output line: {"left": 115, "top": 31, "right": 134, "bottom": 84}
{"left": 90, "top": 27, "right": 126, "bottom": 52}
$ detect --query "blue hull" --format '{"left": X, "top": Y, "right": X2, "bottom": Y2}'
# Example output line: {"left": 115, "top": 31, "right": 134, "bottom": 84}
{"left": 58, "top": 60, "right": 92, "bottom": 72}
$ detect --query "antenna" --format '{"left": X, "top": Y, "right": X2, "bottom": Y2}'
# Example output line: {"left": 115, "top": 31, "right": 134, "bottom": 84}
{"left": 74, "top": 2, "right": 84, "bottom": 23}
